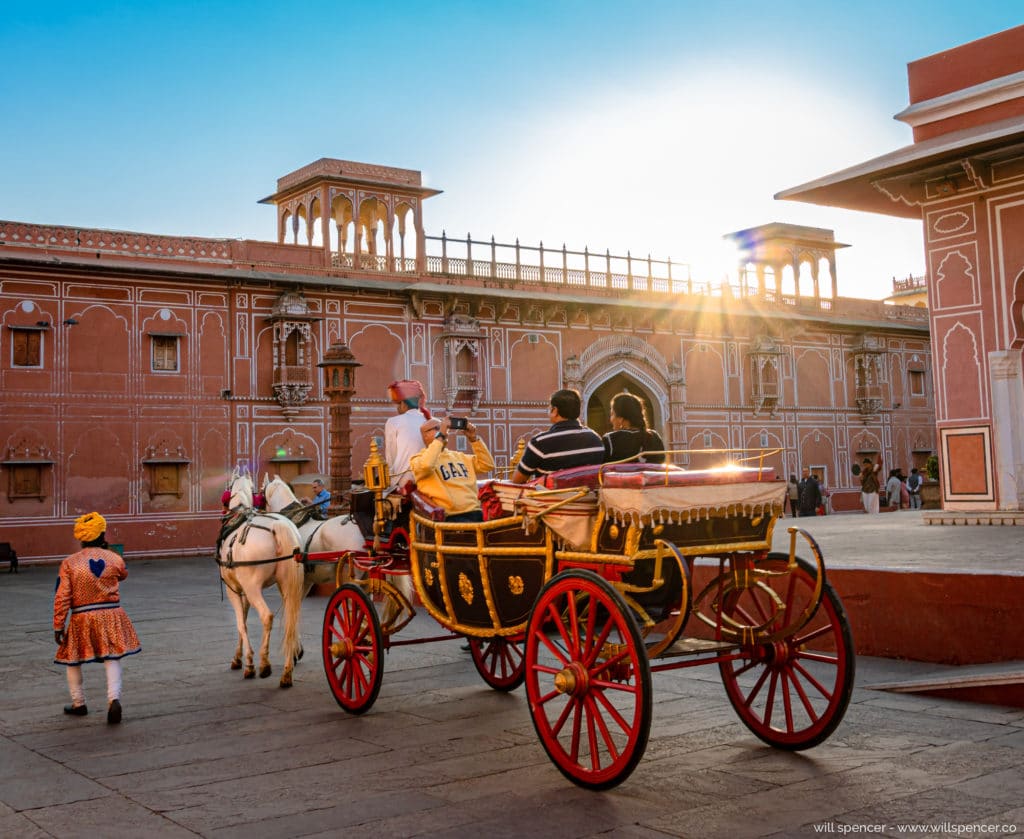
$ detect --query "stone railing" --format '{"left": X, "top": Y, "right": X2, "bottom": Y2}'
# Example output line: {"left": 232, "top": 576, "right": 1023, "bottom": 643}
{"left": 0, "top": 221, "right": 233, "bottom": 260}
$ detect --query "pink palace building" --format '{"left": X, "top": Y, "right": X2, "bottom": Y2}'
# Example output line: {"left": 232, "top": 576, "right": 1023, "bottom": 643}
{"left": 1, "top": 156, "right": 934, "bottom": 561}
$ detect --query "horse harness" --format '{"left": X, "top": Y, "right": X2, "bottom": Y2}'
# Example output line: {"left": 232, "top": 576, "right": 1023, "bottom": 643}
{"left": 216, "top": 511, "right": 301, "bottom": 569}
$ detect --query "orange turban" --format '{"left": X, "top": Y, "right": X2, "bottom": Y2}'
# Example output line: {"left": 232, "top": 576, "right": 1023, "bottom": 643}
{"left": 73, "top": 512, "right": 107, "bottom": 543}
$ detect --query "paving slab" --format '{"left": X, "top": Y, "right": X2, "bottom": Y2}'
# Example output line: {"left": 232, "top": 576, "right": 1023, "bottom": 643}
{"left": 1, "top": 519, "right": 1023, "bottom": 837}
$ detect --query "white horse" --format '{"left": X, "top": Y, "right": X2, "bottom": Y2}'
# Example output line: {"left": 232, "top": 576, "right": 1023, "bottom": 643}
{"left": 218, "top": 472, "right": 305, "bottom": 688}
{"left": 262, "top": 475, "right": 416, "bottom": 630}
{"left": 261, "top": 475, "right": 365, "bottom": 596}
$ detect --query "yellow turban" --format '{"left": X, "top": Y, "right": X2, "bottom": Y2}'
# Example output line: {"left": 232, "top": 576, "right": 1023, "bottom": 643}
{"left": 73, "top": 512, "right": 107, "bottom": 543}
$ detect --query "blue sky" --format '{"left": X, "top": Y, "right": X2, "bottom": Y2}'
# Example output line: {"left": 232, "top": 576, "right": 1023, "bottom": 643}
{"left": 2, "top": 2, "right": 1022, "bottom": 299}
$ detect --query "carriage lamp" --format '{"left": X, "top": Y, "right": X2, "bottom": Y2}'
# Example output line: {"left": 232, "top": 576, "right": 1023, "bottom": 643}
{"left": 363, "top": 439, "right": 390, "bottom": 492}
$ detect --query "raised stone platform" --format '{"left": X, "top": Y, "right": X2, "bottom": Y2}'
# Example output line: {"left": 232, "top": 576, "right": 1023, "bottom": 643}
{"left": 923, "top": 510, "right": 1024, "bottom": 525}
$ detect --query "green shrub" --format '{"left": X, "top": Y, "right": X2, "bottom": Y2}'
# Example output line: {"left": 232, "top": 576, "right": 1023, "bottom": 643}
{"left": 925, "top": 454, "right": 939, "bottom": 481}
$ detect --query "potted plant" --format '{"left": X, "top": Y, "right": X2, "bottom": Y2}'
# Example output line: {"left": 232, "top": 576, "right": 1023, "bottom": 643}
{"left": 920, "top": 454, "right": 941, "bottom": 509}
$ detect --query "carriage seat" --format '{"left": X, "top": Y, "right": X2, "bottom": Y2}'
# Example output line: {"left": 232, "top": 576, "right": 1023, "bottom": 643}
{"left": 600, "top": 465, "right": 777, "bottom": 488}
{"left": 540, "top": 461, "right": 684, "bottom": 490}
{"left": 409, "top": 490, "right": 447, "bottom": 522}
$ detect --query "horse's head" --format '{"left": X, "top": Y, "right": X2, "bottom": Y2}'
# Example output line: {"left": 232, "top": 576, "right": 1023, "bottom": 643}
{"left": 228, "top": 473, "right": 254, "bottom": 510}
{"left": 263, "top": 475, "right": 297, "bottom": 512}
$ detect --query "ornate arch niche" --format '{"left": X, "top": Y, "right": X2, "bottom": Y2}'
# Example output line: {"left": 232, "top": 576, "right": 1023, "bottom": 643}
{"left": 440, "top": 314, "right": 486, "bottom": 411}
{"left": 748, "top": 335, "right": 785, "bottom": 416}
{"left": 268, "top": 291, "right": 319, "bottom": 414}
{"left": 565, "top": 335, "right": 680, "bottom": 441}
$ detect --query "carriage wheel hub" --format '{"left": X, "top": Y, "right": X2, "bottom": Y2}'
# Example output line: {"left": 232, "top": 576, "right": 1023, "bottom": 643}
{"left": 330, "top": 638, "right": 355, "bottom": 659}
{"left": 554, "top": 662, "right": 588, "bottom": 696}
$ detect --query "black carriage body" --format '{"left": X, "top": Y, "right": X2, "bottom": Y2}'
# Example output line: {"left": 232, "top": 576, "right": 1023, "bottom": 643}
{"left": 410, "top": 514, "right": 553, "bottom": 636}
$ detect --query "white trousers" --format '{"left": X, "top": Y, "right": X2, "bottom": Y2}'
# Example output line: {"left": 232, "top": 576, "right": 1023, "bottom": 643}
{"left": 861, "top": 492, "right": 880, "bottom": 514}
{"left": 66, "top": 659, "right": 122, "bottom": 706}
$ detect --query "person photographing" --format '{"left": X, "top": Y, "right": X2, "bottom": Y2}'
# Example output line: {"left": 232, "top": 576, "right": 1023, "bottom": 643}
{"left": 409, "top": 416, "right": 495, "bottom": 523}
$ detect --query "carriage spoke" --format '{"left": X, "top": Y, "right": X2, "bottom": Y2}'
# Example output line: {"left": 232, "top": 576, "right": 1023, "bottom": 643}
{"left": 550, "top": 695, "right": 575, "bottom": 737}
{"left": 782, "top": 670, "right": 796, "bottom": 731}
{"left": 591, "top": 685, "right": 633, "bottom": 735}
{"left": 762, "top": 670, "right": 779, "bottom": 727}
{"left": 585, "top": 699, "right": 601, "bottom": 770}
{"left": 546, "top": 602, "right": 574, "bottom": 660}
{"left": 741, "top": 665, "right": 772, "bottom": 708}
{"left": 793, "top": 622, "right": 835, "bottom": 647}
{"left": 583, "top": 618, "right": 615, "bottom": 669}
{"left": 569, "top": 700, "right": 583, "bottom": 763}
{"left": 788, "top": 667, "right": 821, "bottom": 722}
{"left": 796, "top": 648, "right": 840, "bottom": 665}
{"left": 584, "top": 693, "right": 620, "bottom": 763}
{"left": 792, "top": 660, "right": 831, "bottom": 703}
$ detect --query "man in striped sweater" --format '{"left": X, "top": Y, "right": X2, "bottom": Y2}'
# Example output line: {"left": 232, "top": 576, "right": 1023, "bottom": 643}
{"left": 511, "top": 389, "right": 604, "bottom": 484}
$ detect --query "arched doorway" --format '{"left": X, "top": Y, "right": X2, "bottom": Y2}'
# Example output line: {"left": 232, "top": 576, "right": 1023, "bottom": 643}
{"left": 586, "top": 374, "right": 660, "bottom": 435}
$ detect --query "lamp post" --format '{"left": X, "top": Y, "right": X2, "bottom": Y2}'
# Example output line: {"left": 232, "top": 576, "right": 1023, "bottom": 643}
{"left": 317, "top": 342, "right": 361, "bottom": 515}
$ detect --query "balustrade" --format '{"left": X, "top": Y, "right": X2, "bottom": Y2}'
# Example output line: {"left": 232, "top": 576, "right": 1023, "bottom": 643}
{"left": 273, "top": 365, "right": 312, "bottom": 387}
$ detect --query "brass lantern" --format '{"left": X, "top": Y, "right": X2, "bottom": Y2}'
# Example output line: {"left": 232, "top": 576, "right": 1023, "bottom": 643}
{"left": 363, "top": 439, "right": 390, "bottom": 492}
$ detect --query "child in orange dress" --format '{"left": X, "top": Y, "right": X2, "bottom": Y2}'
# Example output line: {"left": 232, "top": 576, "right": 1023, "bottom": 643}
{"left": 53, "top": 512, "right": 141, "bottom": 723}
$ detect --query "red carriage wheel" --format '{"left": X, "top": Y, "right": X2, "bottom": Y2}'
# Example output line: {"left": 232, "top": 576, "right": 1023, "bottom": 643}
{"left": 322, "top": 584, "right": 384, "bottom": 715}
{"left": 718, "top": 554, "right": 854, "bottom": 750}
{"left": 525, "top": 569, "right": 652, "bottom": 790}
{"left": 469, "top": 636, "right": 525, "bottom": 692}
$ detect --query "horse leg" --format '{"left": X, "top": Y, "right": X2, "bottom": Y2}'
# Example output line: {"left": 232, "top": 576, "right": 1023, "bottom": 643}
{"left": 244, "top": 587, "right": 274, "bottom": 679}
{"left": 223, "top": 579, "right": 254, "bottom": 677}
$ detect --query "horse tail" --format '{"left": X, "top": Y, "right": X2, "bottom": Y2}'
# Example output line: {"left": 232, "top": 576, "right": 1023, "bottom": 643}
{"left": 279, "top": 549, "right": 303, "bottom": 666}
{"left": 271, "top": 517, "right": 303, "bottom": 665}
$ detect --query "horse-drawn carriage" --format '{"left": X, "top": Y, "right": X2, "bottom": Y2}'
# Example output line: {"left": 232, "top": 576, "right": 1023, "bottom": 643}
{"left": 313, "top": 447, "right": 855, "bottom": 790}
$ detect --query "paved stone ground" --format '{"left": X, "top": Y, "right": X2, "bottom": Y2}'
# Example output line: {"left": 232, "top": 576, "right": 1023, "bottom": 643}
{"left": 1, "top": 514, "right": 1023, "bottom": 838}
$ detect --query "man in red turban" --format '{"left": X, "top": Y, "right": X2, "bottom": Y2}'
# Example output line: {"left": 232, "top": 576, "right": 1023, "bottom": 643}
{"left": 384, "top": 379, "right": 429, "bottom": 489}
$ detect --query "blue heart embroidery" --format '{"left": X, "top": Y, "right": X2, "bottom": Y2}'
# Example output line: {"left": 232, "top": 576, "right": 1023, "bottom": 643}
{"left": 88, "top": 558, "right": 106, "bottom": 578}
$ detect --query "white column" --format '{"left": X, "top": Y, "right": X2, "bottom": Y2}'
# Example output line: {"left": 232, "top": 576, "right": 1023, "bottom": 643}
{"left": 989, "top": 350, "right": 1024, "bottom": 510}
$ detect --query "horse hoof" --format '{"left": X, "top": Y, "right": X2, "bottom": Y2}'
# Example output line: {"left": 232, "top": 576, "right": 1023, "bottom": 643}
{"left": 230, "top": 660, "right": 242, "bottom": 671}
{"left": 259, "top": 665, "right": 272, "bottom": 679}
{"left": 297, "top": 645, "right": 304, "bottom": 662}
{"left": 243, "top": 668, "right": 255, "bottom": 679}
{"left": 279, "top": 677, "right": 293, "bottom": 689}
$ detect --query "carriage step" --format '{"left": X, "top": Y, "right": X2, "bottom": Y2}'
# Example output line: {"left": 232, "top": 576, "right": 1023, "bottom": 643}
{"left": 651, "top": 637, "right": 735, "bottom": 659}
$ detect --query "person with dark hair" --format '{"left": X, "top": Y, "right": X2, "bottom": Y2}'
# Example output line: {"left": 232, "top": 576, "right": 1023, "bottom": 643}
{"left": 512, "top": 388, "right": 604, "bottom": 484}
{"left": 311, "top": 479, "right": 330, "bottom": 518}
{"left": 53, "top": 513, "right": 141, "bottom": 723}
{"left": 797, "top": 467, "right": 822, "bottom": 517}
{"left": 602, "top": 392, "right": 666, "bottom": 464}
{"left": 885, "top": 469, "right": 903, "bottom": 510}
{"left": 786, "top": 474, "right": 799, "bottom": 517}
{"left": 907, "top": 467, "right": 923, "bottom": 509}
{"left": 860, "top": 457, "right": 882, "bottom": 514}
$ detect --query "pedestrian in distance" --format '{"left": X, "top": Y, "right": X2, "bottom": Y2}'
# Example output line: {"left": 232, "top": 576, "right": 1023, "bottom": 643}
{"left": 885, "top": 469, "right": 903, "bottom": 510}
{"left": 53, "top": 513, "right": 141, "bottom": 724}
{"left": 787, "top": 474, "right": 799, "bottom": 517}
{"left": 907, "top": 467, "right": 924, "bottom": 510}
{"left": 797, "top": 468, "right": 822, "bottom": 517}
{"left": 859, "top": 458, "right": 882, "bottom": 514}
